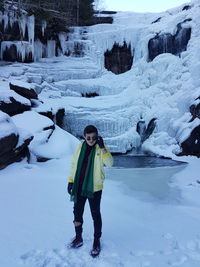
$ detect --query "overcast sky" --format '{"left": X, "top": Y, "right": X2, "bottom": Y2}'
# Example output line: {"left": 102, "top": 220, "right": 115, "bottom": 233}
{"left": 103, "top": 0, "right": 190, "bottom": 12}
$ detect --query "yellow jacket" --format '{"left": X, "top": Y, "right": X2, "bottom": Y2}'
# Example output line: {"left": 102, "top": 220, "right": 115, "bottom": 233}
{"left": 68, "top": 142, "right": 113, "bottom": 192}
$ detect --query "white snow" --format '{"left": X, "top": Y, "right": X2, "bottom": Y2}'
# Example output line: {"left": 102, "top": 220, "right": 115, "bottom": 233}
{"left": 12, "top": 111, "right": 79, "bottom": 159}
{"left": 29, "top": 125, "right": 80, "bottom": 159}
{"left": 0, "top": 153, "right": 200, "bottom": 267}
{"left": 12, "top": 111, "right": 54, "bottom": 134}
{"left": 0, "top": 2, "right": 200, "bottom": 266}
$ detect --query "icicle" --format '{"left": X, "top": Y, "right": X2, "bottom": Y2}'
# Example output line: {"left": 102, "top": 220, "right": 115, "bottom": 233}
{"left": 58, "top": 33, "right": 67, "bottom": 55}
{"left": 27, "top": 15, "right": 35, "bottom": 44}
{"left": 9, "top": 14, "right": 15, "bottom": 28}
{"left": 41, "top": 20, "right": 47, "bottom": 36}
{"left": 34, "top": 40, "right": 43, "bottom": 61}
{"left": 3, "top": 13, "right": 9, "bottom": 30}
{"left": 1, "top": 41, "right": 33, "bottom": 62}
{"left": 0, "top": 11, "right": 3, "bottom": 23}
{"left": 27, "top": 15, "right": 35, "bottom": 60}
{"left": 47, "top": 40, "right": 56, "bottom": 58}
{"left": 19, "top": 14, "right": 26, "bottom": 38}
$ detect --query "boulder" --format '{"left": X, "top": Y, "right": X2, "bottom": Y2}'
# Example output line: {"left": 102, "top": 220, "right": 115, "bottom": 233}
{"left": 12, "top": 111, "right": 56, "bottom": 162}
{"left": 0, "top": 111, "right": 33, "bottom": 169}
{"left": 178, "top": 97, "right": 200, "bottom": 157}
{"left": 55, "top": 108, "right": 65, "bottom": 128}
{"left": 0, "top": 136, "right": 33, "bottom": 169}
{"left": 38, "top": 111, "right": 54, "bottom": 121}
{"left": 39, "top": 108, "right": 65, "bottom": 128}
{"left": 9, "top": 81, "right": 38, "bottom": 100}
{"left": 136, "top": 118, "right": 157, "bottom": 143}
{"left": 189, "top": 97, "right": 200, "bottom": 120}
{"left": 0, "top": 96, "right": 31, "bottom": 116}
{"left": 0, "top": 111, "right": 19, "bottom": 154}
{"left": 0, "top": 82, "right": 31, "bottom": 116}
{"left": 180, "top": 125, "right": 200, "bottom": 157}
{"left": 0, "top": 134, "right": 19, "bottom": 158}
{"left": 152, "top": 17, "right": 162, "bottom": 24}
{"left": 182, "top": 5, "right": 191, "bottom": 11}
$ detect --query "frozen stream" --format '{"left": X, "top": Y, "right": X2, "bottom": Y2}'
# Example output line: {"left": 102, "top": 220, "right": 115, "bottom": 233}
{"left": 106, "top": 156, "right": 187, "bottom": 199}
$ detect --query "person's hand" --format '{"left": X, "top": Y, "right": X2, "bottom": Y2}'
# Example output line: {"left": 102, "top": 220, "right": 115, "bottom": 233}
{"left": 96, "top": 136, "right": 105, "bottom": 149}
{"left": 67, "top": 182, "right": 73, "bottom": 195}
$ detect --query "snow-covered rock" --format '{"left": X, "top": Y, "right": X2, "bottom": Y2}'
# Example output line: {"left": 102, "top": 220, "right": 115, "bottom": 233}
{"left": 0, "top": 82, "right": 31, "bottom": 116}
{"left": 9, "top": 80, "right": 38, "bottom": 100}
{"left": 12, "top": 111, "right": 79, "bottom": 161}
{"left": 0, "top": 111, "right": 32, "bottom": 169}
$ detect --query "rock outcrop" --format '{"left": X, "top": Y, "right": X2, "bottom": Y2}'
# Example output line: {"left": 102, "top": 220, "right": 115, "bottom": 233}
{"left": 178, "top": 97, "right": 200, "bottom": 157}
{"left": 104, "top": 41, "right": 133, "bottom": 74}
{"left": 0, "top": 96, "right": 31, "bottom": 116}
{"left": 148, "top": 19, "right": 192, "bottom": 61}
{"left": 180, "top": 125, "right": 200, "bottom": 157}
{"left": 0, "top": 111, "right": 33, "bottom": 169}
{"left": 39, "top": 108, "right": 65, "bottom": 128}
{"left": 9, "top": 81, "right": 38, "bottom": 100}
{"left": 136, "top": 118, "right": 157, "bottom": 144}
{"left": 0, "top": 80, "right": 66, "bottom": 168}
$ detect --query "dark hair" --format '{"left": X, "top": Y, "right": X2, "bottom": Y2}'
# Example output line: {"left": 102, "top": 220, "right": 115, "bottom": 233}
{"left": 84, "top": 125, "right": 98, "bottom": 136}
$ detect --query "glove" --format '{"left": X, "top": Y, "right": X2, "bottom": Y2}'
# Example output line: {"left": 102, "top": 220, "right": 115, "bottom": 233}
{"left": 67, "top": 182, "right": 73, "bottom": 195}
{"left": 97, "top": 136, "right": 105, "bottom": 149}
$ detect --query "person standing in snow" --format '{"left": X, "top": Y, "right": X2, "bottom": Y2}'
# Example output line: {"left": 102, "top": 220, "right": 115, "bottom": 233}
{"left": 67, "top": 125, "right": 113, "bottom": 257}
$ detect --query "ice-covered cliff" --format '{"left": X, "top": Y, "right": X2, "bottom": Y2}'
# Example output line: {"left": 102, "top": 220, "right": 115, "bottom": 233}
{"left": 0, "top": 3, "right": 67, "bottom": 62}
{"left": 45, "top": 0, "right": 199, "bottom": 155}
{"left": 0, "top": 0, "right": 200, "bottom": 157}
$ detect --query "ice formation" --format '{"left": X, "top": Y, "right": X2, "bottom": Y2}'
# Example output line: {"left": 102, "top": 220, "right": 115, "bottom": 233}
{"left": 1, "top": 1, "right": 200, "bottom": 155}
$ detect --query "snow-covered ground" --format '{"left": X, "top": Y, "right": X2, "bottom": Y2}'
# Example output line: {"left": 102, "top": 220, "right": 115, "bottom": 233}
{"left": 1, "top": 1, "right": 200, "bottom": 266}
{"left": 0, "top": 154, "right": 200, "bottom": 267}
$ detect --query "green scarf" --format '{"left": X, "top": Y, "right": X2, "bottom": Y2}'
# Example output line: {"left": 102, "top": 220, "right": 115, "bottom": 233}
{"left": 70, "top": 141, "right": 96, "bottom": 203}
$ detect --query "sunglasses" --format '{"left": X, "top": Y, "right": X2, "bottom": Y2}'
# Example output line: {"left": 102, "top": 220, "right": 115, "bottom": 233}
{"left": 86, "top": 136, "right": 97, "bottom": 141}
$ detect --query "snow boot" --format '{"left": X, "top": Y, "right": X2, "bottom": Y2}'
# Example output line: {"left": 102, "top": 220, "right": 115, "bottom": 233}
{"left": 69, "top": 224, "right": 83, "bottom": 248}
{"left": 69, "top": 235, "right": 83, "bottom": 249}
{"left": 90, "top": 238, "right": 101, "bottom": 258}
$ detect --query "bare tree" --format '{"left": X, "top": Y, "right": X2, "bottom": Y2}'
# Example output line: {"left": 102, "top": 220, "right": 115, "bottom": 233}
{"left": 94, "top": 0, "right": 105, "bottom": 11}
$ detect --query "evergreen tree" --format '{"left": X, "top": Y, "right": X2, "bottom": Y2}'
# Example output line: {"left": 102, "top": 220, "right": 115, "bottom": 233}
{"left": 4, "top": 0, "right": 98, "bottom": 26}
{"left": 78, "top": 0, "right": 95, "bottom": 26}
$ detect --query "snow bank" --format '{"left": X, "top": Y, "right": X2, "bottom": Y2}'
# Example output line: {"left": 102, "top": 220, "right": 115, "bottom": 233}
{"left": 30, "top": 126, "right": 80, "bottom": 159}
{"left": 12, "top": 111, "right": 54, "bottom": 134}
{"left": 12, "top": 111, "right": 79, "bottom": 159}
{"left": 0, "top": 154, "right": 200, "bottom": 267}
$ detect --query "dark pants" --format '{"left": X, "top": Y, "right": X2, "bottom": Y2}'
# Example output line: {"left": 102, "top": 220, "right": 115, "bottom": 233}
{"left": 73, "top": 190, "right": 102, "bottom": 239}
